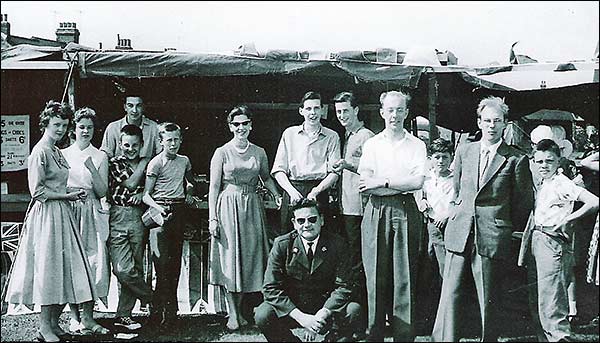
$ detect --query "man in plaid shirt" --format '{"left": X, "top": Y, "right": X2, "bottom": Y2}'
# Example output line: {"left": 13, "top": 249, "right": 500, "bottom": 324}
{"left": 107, "top": 124, "right": 154, "bottom": 331}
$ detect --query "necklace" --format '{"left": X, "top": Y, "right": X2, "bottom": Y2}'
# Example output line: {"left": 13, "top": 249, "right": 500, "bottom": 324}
{"left": 233, "top": 140, "right": 250, "bottom": 154}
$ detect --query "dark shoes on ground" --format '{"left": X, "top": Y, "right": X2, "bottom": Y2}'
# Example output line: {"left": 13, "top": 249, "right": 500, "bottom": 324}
{"left": 323, "top": 330, "right": 359, "bottom": 342}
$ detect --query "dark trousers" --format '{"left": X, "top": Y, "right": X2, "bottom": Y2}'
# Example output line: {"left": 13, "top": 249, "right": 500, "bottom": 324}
{"left": 361, "top": 194, "right": 425, "bottom": 342}
{"left": 432, "top": 229, "right": 505, "bottom": 342}
{"left": 254, "top": 301, "right": 362, "bottom": 342}
{"left": 342, "top": 215, "right": 367, "bottom": 330}
{"left": 280, "top": 180, "right": 331, "bottom": 235}
{"left": 148, "top": 202, "right": 186, "bottom": 320}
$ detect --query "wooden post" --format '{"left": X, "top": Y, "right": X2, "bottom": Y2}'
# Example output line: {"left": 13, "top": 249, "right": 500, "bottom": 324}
{"left": 427, "top": 70, "right": 439, "bottom": 145}
{"left": 61, "top": 52, "right": 78, "bottom": 109}
{"left": 67, "top": 73, "right": 76, "bottom": 109}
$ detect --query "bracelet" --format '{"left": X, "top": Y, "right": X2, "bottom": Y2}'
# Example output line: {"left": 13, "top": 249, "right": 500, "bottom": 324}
{"left": 209, "top": 218, "right": 218, "bottom": 222}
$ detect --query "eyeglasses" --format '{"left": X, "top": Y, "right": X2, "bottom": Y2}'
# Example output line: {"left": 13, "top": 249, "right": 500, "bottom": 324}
{"left": 230, "top": 120, "right": 251, "bottom": 127}
{"left": 294, "top": 215, "right": 319, "bottom": 225}
{"left": 480, "top": 118, "right": 505, "bottom": 125}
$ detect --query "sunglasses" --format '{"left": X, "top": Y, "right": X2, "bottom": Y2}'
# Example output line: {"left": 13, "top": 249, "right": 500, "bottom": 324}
{"left": 294, "top": 215, "right": 319, "bottom": 225}
{"left": 230, "top": 120, "right": 251, "bottom": 127}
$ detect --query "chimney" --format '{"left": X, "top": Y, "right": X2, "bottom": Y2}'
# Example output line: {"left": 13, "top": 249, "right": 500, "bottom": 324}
{"left": 115, "top": 34, "right": 133, "bottom": 50}
{"left": 56, "top": 22, "right": 80, "bottom": 44}
{"left": 1, "top": 14, "right": 10, "bottom": 36}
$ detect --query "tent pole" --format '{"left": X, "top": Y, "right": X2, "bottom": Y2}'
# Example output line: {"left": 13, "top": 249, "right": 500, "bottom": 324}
{"left": 61, "top": 52, "right": 79, "bottom": 109}
{"left": 427, "top": 68, "right": 439, "bottom": 145}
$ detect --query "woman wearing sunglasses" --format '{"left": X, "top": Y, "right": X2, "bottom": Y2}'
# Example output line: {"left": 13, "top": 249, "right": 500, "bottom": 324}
{"left": 207, "top": 105, "right": 282, "bottom": 330}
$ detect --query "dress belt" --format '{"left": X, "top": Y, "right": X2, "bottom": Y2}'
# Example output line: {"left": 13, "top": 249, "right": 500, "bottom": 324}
{"left": 222, "top": 182, "right": 257, "bottom": 195}
{"left": 66, "top": 187, "right": 94, "bottom": 197}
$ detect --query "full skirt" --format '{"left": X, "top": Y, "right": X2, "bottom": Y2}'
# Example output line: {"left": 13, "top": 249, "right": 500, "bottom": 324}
{"left": 69, "top": 193, "right": 111, "bottom": 300}
{"left": 209, "top": 188, "right": 269, "bottom": 293}
{"left": 5, "top": 199, "right": 96, "bottom": 306}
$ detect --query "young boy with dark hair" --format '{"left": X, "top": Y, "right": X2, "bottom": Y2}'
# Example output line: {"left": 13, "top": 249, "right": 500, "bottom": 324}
{"left": 522, "top": 138, "right": 598, "bottom": 341}
{"left": 422, "top": 138, "right": 455, "bottom": 277}
{"left": 107, "top": 124, "right": 153, "bottom": 331}
{"left": 142, "top": 122, "right": 195, "bottom": 330}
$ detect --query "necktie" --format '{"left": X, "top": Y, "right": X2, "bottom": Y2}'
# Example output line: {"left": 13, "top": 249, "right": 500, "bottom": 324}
{"left": 479, "top": 148, "right": 490, "bottom": 187}
{"left": 307, "top": 242, "right": 314, "bottom": 271}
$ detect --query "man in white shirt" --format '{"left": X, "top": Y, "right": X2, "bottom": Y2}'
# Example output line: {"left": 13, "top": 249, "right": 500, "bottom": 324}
{"left": 271, "top": 91, "right": 341, "bottom": 235}
{"left": 432, "top": 96, "right": 534, "bottom": 342}
{"left": 358, "top": 90, "right": 427, "bottom": 342}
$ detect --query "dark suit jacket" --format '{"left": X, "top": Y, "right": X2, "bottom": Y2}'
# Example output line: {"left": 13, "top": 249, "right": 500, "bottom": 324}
{"left": 444, "top": 141, "right": 534, "bottom": 260}
{"left": 262, "top": 230, "right": 353, "bottom": 318}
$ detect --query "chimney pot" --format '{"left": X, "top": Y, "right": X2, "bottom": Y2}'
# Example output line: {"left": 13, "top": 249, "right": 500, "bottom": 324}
{"left": 1, "top": 13, "right": 11, "bottom": 36}
{"left": 56, "top": 21, "right": 80, "bottom": 44}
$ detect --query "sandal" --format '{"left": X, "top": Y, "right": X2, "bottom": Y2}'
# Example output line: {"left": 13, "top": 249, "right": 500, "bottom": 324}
{"left": 79, "top": 324, "right": 111, "bottom": 335}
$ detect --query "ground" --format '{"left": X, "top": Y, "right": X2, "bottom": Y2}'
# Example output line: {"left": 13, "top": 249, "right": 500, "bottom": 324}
{"left": 1, "top": 311, "right": 598, "bottom": 342}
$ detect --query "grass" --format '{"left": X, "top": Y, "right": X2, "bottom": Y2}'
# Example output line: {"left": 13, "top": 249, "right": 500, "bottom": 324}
{"left": 1, "top": 311, "right": 598, "bottom": 342}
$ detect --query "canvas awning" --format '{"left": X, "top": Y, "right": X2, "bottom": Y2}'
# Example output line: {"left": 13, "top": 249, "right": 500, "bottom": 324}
{"left": 461, "top": 61, "right": 599, "bottom": 91}
{"left": 75, "top": 50, "right": 429, "bottom": 88}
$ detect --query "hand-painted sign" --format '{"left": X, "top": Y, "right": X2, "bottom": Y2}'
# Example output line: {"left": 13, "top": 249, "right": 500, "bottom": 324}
{"left": 1, "top": 115, "right": 30, "bottom": 171}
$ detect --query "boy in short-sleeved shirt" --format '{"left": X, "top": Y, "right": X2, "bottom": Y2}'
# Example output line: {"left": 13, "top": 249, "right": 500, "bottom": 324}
{"left": 523, "top": 139, "right": 599, "bottom": 342}
{"left": 143, "top": 122, "right": 195, "bottom": 329}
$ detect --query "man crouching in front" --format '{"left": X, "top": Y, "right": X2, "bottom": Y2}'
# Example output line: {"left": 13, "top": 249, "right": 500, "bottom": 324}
{"left": 254, "top": 198, "right": 361, "bottom": 342}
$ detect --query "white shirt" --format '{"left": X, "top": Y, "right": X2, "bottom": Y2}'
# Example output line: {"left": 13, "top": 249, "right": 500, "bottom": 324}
{"left": 423, "top": 170, "right": 455, "bottom": 221}
{"left": 61, "top": 144, "right": 106, "bottom": 189}
{"left": 535, "top": 172, "right": 584, "bottom": 227}
{"left": 358, "top": 129, "right": 427, "bottom": 194}
{"left": 300, "top": 235, "right": 320, "bottom": 256}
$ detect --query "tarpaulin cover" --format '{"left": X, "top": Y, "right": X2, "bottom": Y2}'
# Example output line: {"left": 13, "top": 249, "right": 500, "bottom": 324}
{"left": 76, "top": 50, "right": 426, "bottom": 88}
{"left": 461, "top": 62, "right": 599, "bottom": 91}
{"left": 1, "top": 44, "right": 63, "bottom": 62}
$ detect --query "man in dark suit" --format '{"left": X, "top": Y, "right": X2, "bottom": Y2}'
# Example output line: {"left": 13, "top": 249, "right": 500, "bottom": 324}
{"left": 432, "top": 96, "right": 534, "bottom": 342}
{"left": 254, "top": 198, "right": 361, "bottom": 342}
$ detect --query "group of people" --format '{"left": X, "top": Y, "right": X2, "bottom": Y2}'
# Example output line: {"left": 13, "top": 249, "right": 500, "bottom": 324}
{"left": 4, "top": 95, "right": 195, "bottom": 341}
{"left": 3, "top": 89, "right": 599, "bottom": 343}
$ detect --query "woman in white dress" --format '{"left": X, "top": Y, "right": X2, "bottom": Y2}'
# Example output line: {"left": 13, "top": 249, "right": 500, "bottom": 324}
{"left": 4, "top": 101, "right": 96, "bottom": 342}
{"left": 61, "top": 107, "right": 110, "bottom": 335}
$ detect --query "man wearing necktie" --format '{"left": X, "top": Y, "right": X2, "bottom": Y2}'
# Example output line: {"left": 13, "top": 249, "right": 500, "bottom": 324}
{"left": 255, "top": 198, "right": 361, "bottom": 342}
{"left": 432, "top": 96, "right": 534, "bottom": 342}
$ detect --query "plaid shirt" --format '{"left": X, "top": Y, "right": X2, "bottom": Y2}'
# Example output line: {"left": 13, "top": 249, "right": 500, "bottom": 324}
{"left": 108, "top": 156, "right": 144, "bottom": 206}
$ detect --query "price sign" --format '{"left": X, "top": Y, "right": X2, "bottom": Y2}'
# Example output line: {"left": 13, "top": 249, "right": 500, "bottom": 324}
{"left": 1, "top": 115, "right": 30, "bottom": 171}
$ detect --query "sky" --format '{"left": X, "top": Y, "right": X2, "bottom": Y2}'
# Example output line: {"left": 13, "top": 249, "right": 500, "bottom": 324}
{"left": 1, "top": 1, "right": 598, "bottom": 66}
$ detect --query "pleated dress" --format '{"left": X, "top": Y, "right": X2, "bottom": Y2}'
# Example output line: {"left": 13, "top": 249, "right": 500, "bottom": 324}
{"left": 62, "top": 144, "right": 111, "bottom": 302}
{"left": 209, "top": 142, "right": 270, "bottom": 293}
{"left": 4, "top": 140, "right": 96, "bottom": 306}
